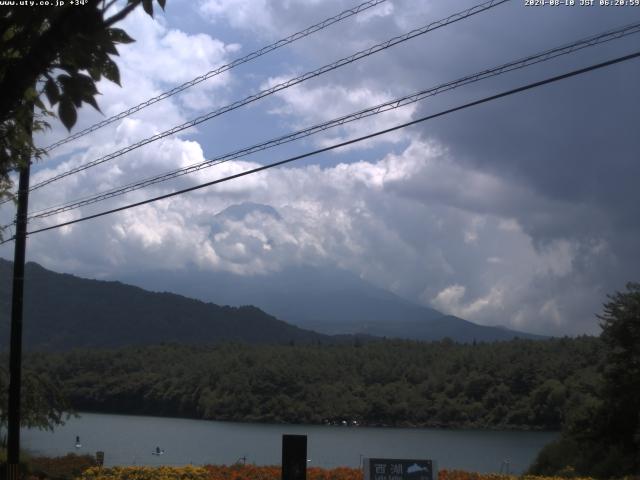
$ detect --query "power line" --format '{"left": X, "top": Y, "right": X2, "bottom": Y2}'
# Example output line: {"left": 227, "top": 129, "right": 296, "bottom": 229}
{"left": 23, "top": 21, "right": 640, "bottom": 222}
{"left": 40, "top": 0, "right": 389, "bottom": 153}
{"left": 2, "top": 49, "right": 634, "bottom": 244}
{"left": 25, "top": 0, "right": 510, "bottom": 193}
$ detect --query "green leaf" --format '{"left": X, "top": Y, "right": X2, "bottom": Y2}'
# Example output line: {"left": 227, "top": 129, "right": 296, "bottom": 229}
{"left": 75, "top": 73, "right": 98, "bottom": 95}
{"left": 87, "top": 66, "right": 102, "bottom": 82}
{"left": 95, "top": 34, "right": 119, "bottom": 55}
{"left": 58, "top": 99, "right": 77, "bottom": 131}
{"left": 101, "top": 57, "right": 121, "bottom": 86}
{"left": 44, "top": 78, "right": 60, "bottom": 106}
{"left": 83, "top": 95, "right": 102, "bottom": 113}
{"left": 33, "top": 96, "right": 46, "bottom": 112}
{"left": 109, "top": 28, "right": 135, "bottom": 44}
{"left": 57, "top": 74, "right": 84, "bottom": 106}
{"left": 24, "top": 86, "right": 38, "bottom": 102}
{"left": 57, "top": 74, "right": 72, "bottom": 88}
{"left": 87, "top": 51, "right": 110, "bottom": 81}
{"left": 142, "top": 0, "right": 154, "bottom": 17}
{"left": 61, "top": 41, "right": 92, "bottom": 69}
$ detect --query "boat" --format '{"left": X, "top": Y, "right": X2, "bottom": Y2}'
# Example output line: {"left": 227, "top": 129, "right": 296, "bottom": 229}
{"left": 152, "top": 446, "right": 165, "bottom": 456}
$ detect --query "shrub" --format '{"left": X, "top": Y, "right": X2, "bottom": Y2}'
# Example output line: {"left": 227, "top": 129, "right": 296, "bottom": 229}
{"left": 28, "top": 453, "right": 97, "bottom": 480}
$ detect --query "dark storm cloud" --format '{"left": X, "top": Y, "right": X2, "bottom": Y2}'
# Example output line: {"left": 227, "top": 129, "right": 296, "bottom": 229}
{"left": 398, "top": 1, "right": 640, "bottom": 331}
{"left": 406, "top": 2, "right": 640, "bottom": 237}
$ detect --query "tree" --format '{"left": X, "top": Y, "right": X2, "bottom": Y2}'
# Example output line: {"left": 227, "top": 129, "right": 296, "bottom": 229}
{"left": 0, "top": 0, "right": 167, "bottom": 434}
{"left": 0, "top": 0, "right": 167, "bottom": 202}
{"left": 530, "top": 283, "right": 640, "bottom": 477}
{"left": 596, "top": 282, "right": 640, "bottom": 472}
{"left": 0, "top": 365, "right": 71, "bottom": 447}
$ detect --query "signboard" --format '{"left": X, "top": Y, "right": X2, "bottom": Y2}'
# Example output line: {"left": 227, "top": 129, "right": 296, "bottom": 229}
{"left": 282, "top": 434, "right": 307, "bottom": 480}
{"left": 364, "top": 458, "right": 437, "bottom": 480}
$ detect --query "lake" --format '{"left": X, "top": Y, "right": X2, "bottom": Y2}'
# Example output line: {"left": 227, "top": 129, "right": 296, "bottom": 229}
{"left": 22, "top": 413, "right": 557, "bottom": 474}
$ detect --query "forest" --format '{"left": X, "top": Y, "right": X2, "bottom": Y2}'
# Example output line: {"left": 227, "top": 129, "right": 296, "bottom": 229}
{"left": 17, "top": 336, "right": 604, "bottom": 431}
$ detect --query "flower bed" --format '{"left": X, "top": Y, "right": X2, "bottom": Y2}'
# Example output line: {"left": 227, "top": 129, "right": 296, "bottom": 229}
{"left": 27, "top": 453, "right": 97, "bottom": 480}
{"left": 78, "top": 465, "right": 209, "bottom": 480}
{"left": 74, "top": 465, "right": 605, "bottom": 480}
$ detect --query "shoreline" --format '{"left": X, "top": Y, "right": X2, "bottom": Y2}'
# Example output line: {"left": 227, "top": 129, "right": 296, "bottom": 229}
{"left": 61, "top": 410, "right": 560, "bottom": 434}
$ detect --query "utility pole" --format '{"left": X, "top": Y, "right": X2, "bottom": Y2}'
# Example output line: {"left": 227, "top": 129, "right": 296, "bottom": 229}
{"left": 6, "top": 113, "right": 32, "bottom": 480}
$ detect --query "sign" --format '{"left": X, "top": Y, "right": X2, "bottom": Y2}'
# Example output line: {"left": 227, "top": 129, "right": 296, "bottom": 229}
{"left": 364, "top": 458, "right": 437, "bottom": 480}
{"left": 282, "top": 434, "right": 307, "bottom": 480}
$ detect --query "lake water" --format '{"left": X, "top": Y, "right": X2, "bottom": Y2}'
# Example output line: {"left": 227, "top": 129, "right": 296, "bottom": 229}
{"left": 22, "top": 413, "right": 556, "bottom": 474}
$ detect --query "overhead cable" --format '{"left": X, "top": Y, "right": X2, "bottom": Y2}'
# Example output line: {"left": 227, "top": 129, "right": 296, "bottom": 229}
{"left": 41, "top": 0, "right": 389, "bottom": 153}
{"left": 2, "top": 49, "right": 634, "bottom": 244}
{"left": 26, "top": 0, "right": 510, "bottom": 193}
{"left": 24, "top": 21, "right": 640, "bottom": 222}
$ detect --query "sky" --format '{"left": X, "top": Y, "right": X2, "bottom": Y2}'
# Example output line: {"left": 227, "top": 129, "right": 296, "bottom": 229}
{"left": 1, "top": 0, "right": 639, "bottom": 336}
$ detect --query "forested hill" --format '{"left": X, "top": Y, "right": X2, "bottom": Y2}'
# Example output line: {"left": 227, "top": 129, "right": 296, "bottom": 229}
{"left": 0, "top": 259, "right": 335, "bottom": 350}
{"left": 22, "top": 337, "right": 604, "bottom": 430}
{"left": 0, "top": 259, "right": 542, "bottom": 349}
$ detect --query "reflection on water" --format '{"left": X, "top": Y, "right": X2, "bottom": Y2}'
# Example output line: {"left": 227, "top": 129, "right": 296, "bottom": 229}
{"left": 22, "top": 413, "right": 557, "bottom": 474}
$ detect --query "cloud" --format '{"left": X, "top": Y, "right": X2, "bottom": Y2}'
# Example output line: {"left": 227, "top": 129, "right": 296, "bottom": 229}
{"left": 7, "top": 136, "right": 622, "bottom": 336}
{"left": 198, "top": 0, "right": 393, "bottom": 37}
{"left": 33, "top": 7, "right": 238, "bottom": 160}
{"left": 431, "top": 284, "right": 505, "bottom": 319}
{"left": 199, "top": 0, "right": 273, "bottom": 33}
{"left": 1, "top": 0, "right": 636, "bottom": 340}
{"left": 261, "top": 77, "right": 417, "bottom": 150}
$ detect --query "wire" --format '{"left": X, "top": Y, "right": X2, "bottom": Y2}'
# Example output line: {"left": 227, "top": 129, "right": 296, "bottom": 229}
{"left": 23, "top": 21, "right": 640, "bottom": 222}
{"left": 1, "top": 49, "right": 632, "bottom": 244}
{"left": 40, "top": 0, "right": 389, "bottom": 153}
{"left": 25, "top": 0, "right": 510, "bottom": 193}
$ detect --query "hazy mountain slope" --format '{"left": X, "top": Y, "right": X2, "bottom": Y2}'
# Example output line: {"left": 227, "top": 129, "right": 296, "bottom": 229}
{"left": 108, "top": 201, "right": 543, "bottom": 342}
{"left": 117, "top": 265, "right": 545, "bottom": 342}
{"left": 0, "top": 259, "right": 332, "bottom": 350}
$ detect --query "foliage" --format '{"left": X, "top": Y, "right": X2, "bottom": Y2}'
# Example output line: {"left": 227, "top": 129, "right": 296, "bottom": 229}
{"left": 203, "top": 466, "right": 365, "bottom": 480}
{"left": 597, "top": 282, "right": 640, "bottom": 452}
{"left": 78, "top": 465, "right": 209, "bottom": 480}
{"left": 0, "top": 459, "right": 619, "bottom": 480}
{"left": 0, "top": 363, "right": 72, "bottom": 447}
{"left": 440, "top": 471, "right": 601, "bottom": 480}
{"left": 60, "top": 464, "right": 611, "bottom": 480}
{"left": 0, "top": 447, "right": 30, "bottom": 475}
{"left": 28, "top": 453, "right": 97, "bottom": 480}
{"left": 201, "top": 465, "right": 364, "bottom": 480}
{"left": 527, "top": 438, "right": 582, "bottom": 477}
{"left": 21, "top": 336, "right": 604, "bottom": 430}
{"left": 0, "top": 0, "right": 166, "bottom": 202}
{"left": 0, "top": 260, "right": 329, "bottom": 350}
{"left": 529, "top": 283, "right": 640, "bottom": 478}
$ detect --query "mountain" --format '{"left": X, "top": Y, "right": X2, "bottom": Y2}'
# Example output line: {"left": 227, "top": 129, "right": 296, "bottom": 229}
{"left": 0, "top": 259, "right": 336, "bottom": 351}
{"left": 116, "top": 265, "right": 545, "bottom": 342}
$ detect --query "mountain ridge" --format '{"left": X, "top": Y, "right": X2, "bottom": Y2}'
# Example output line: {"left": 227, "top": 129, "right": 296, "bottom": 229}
{"left": 114, "top": 264, "right": 545, "bottom": 342}
{"left": 0, "top": 259, "right": 339, "bottom": 350}
{"left": 0, "top": 259, "right": 544, "bottom": 348}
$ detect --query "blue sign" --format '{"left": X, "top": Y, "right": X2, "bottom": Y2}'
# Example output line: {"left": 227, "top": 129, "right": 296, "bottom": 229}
{"left": 364, "top": 458, "right": 436, "bottom": 480}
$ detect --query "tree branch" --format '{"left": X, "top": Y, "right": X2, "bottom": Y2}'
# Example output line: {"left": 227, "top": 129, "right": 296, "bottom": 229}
{"left": 104, "top": 0, "right": 142, "bottom": 27}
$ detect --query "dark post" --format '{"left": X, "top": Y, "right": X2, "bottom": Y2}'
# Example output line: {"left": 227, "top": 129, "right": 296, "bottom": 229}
{"left": 282, "top": 434, "right": 307, "bottom": 480}
{"left": 6, "top": 156, "right": 31, "bottom": 479}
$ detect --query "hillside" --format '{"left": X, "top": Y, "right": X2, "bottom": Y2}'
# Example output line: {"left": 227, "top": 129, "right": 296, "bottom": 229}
{"left": 117, "top": 264, "right": 544, "bottom": 342}
{"left": 0, "top": 259, "right": 333, "bottom": 350}
{"left": 23, "top": 337, "right": 604, "bottom": 429}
